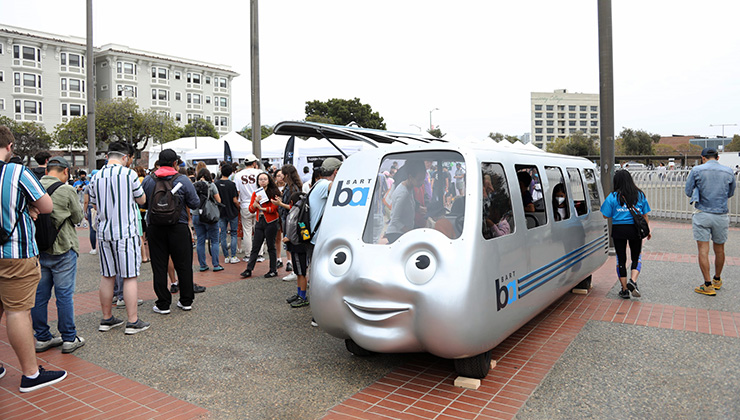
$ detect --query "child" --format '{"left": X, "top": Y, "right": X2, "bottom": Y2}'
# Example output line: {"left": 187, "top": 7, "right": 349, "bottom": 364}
{"left": 283, "top": 192, "right": 311, "bottom": 308}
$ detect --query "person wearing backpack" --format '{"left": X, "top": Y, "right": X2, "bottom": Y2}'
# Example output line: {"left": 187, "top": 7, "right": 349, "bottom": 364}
{"left": 239, "top": 172, "right": 281, "bottom": 279}
{"left": 141, "top": 149, "right": 201, "bottom": 315}
{"left": 31, "top": 157, "right": 85, "bottom": 354}
{"left": 273, "top": 164, "right": 303, "bottom": 280}
{"left": 192, "top": 169, "right": 224, "bottom": 272}
{"left": 282, "top": 192, "right": 311, "bottom": 307}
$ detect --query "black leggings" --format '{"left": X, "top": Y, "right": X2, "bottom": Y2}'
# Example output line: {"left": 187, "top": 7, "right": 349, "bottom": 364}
{"left": 247, "top": 216, "right": 278, "bottom": 272}
{"left": 612, "top": 224, "right": 642, "bottom": 278}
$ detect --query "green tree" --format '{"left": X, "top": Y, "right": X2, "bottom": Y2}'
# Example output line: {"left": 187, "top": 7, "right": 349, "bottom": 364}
{"left": 305, "top": 98, "right": 386, "bottom": 129}
{"left": 618, "top": 128, "right": 660, "bottom": 155}
{"left": 548, "top": 131, "right": 599, "bottom": 156}
{"left": 427, "top": 127, "right": 446, "bottom": 139}
{"left": 487, "top": 132, "right": 519, "bottom": 143}
{"left": 725, "top": 134, "right": 740, "bottom": 152}
{"left": 0, "top": 116, "right": 51, "bottom": 165}
{"left": 239, "top": 124, "right": 274, "bottom": 140}
{"left": 182, "top": 118, "right": 219, "bottom": 139}
{"left": 654, "top": 144, "right": 676, "bottom": 156}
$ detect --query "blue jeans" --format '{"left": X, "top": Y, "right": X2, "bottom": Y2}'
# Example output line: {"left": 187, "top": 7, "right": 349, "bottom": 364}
{"left": 194, "top": 215, "right": 220, "bottom": 268}
{"left": 32, "top": 250, "right": 78, "bottom": 342}
{"left": 219, "top": 216, "right": 239, "bottom": 258}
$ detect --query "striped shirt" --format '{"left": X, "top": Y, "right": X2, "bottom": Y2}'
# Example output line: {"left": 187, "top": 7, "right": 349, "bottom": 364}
{"left": 0, "top": 161, "right": 46, "bottom": 259}
{"left": 89, "top": 164, "right": 144, "bottom": 241}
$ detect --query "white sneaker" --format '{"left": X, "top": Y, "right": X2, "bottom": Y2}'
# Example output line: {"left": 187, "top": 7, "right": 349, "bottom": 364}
{"left": 256, "top": 256, "right": 265, "bottom": 263}
{"left": 90, "top": 249, "right": 97, "bottom": 255}
{"left": 153, "top": 305, "right": 170, "bottom": 315}
{"left": 176, "top": 301, "right": 192, "bottom": 311}
{"left": 282, "top": 272, "right": 297, "bottom": 281}
{"left": 230, "top": 257, "right": 240, "bottom": 264}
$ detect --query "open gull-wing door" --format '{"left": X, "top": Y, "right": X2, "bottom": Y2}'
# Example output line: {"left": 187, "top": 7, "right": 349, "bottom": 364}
{"left": 273, "top": 121, "right": 447, "bottom": 157}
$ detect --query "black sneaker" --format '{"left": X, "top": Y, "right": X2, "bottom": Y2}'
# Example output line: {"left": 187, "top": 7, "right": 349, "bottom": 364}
{"left": 193, "top": 283, "right": 207, "bottom": 293}
{"left": 276, "top": 260, "right": 284, "bottom": 269}
{"left": 264, "top": 271, "right": 278, "bottom": 278}
{"left": 618, "top": 289, "right": 630, "bottom": 299}
{"left": 311, "top": 318, "right": 318, "bottom": 327}
{"left": 290, "top": 296, "right": 310, "bottom": 308}
{"left": 170, "top": 283, "right": 179, "bottom": 293}
{"left": 20, "top": 366, "right": 67, "bottom": 393}
{"left": 286, "top": 294, "right": 299, "bottom": 303}
{"left": 124, "top": 318, "right": 151, "bottom": 335}
{"left": 99, "top": 316, "right": 124, "bottom": 332}
{"left": 240, "top": 269, "right": 252, "bottom": 278}
{"left": 285, "top": 262, "right": 293, "bottom": 272}
{"left": 627, "top": 280, "right": 641, "bottom": 297}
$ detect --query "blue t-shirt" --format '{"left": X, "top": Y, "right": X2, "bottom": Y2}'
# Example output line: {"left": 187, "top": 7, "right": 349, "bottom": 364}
{"left": 600, "top": 191, "right": 651, "bottom": 225}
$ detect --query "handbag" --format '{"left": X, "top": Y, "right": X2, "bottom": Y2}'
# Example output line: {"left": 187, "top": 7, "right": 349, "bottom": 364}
{"left": 622, "top": 194, "right": 650, "bottom": 239}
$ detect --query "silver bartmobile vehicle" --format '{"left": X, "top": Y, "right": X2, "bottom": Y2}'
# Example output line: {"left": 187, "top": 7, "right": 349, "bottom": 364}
{"left": 275, "top": 121, "right": 609, "bottom": 378}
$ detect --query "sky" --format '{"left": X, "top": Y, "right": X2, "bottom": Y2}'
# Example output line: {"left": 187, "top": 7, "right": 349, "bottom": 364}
{"left": 4, "top": 0, "right": 740, "bottom": 140}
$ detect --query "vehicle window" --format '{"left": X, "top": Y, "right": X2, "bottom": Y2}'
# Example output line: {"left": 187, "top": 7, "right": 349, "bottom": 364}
{"left": 546, "top": 166, "right": 569, "bottom": 222}
{"left": 567, "top": 168, "right": 588, "bottom": 216}
{"left": 363, "top": 151, "right": 465, "bottom": 244}
{"left": 482, "top": 163, "right": 514, "bottom": 240}
{"left": 515, "top": 164, "right": 547, "bottom": 229}
{"left": 583, "top": 168, "right": 601, "bottom": 212}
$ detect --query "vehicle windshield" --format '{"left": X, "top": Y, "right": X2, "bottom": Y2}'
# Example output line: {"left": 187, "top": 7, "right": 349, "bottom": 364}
{"left": 362, "top": 151, "right": 466, "bottom": 244}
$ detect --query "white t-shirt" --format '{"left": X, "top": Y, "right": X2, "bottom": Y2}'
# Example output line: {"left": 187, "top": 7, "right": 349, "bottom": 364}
{"left": 235, "top": 167, "right": 262, "bottom": 208}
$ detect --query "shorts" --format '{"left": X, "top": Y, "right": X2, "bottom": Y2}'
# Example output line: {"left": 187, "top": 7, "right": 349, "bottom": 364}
{"left": 292, "top": 252, "right": 309, "bottom": 277}
{"left": 99, "top": 236, "right": 142, "bottom": 278}
{"left": 692, "top": 212, "right": 729, "bottom": 244}
{"left": 0, "top": 257, "right": 41, "bottom": 311}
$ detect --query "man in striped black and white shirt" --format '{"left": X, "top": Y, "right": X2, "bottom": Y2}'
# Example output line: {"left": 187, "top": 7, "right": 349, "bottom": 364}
{"left": 0, "top": 125, "right": 68, "bottom": 393}
{"left": 89, "top": 141, "right": 149, "bottom": 335}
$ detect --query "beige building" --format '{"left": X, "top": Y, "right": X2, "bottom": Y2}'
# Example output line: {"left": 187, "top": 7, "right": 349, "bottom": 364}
{"left": 530, "top": 89, "right": 600, "bottom": 150}
{"left": 0, "top": 24, "right": 238, "bottom": 141}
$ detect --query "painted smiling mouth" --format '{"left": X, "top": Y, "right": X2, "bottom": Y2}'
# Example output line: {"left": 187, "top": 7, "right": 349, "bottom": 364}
{"left": 343, "top": 298, "right": 410, "bottom": 322}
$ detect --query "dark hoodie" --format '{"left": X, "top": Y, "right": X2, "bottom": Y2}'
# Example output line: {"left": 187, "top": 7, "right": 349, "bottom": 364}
{"left": 140, "top": 166, "right": 200, "bottom": 225}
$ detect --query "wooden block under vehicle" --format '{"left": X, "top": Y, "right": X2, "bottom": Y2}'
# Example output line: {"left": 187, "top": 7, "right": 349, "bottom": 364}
{"left": 454, "top": 376, "right": 481, "bottom": 390}
{"left": 571, "top": 288, "right": 591, "bottom": 295}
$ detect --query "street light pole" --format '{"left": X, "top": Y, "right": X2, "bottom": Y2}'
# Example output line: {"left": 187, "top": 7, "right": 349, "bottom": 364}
{"left": 85, "top": 0, "right": 95, "bottom": 171}
{"left": 429, "top": 108, "right": 439, "bottom": 131}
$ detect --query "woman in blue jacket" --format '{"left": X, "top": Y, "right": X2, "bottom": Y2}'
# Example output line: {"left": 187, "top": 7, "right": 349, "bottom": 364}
{"left": 600, "top": 170, "right": 651, "bottom": 299}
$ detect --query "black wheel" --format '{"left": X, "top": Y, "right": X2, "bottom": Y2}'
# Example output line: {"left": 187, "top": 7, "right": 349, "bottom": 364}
{"left": 575, "top": 275, "right": 592, "bottom": 290}
{"left": 454, "top": 350, "right": 492, "bottom": 379}
{"left": 345, "top": 339, "right": 374, "bottom": 357}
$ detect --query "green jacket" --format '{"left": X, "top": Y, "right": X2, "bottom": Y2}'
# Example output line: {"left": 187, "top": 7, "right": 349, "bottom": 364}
{"left": 40, "top": 175, "right": 84, "bottom": 255}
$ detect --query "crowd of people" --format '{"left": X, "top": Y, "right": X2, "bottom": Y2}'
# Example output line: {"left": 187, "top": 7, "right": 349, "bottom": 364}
{"left": 0, "top": 124, "right": 341, "bottom": 393}
{"left": 0, "top": 119, "right": 735, "bottom": 395}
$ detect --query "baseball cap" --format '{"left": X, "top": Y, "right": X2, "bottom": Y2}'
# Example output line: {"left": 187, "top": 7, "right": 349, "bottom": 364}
{"left": 244, "top": 153, "right": 258, "bottom": 163}
{"left": 701, "top": 147, "right": 718, "bottom": 157}
{"left": 321, "top": 157, "right": 343, "bottom": 173}
{"left": 159, "top": 149, "right": 181, "bottom": 166}
{"left": 46, "top": 156, "right": 70, "bottom": 169}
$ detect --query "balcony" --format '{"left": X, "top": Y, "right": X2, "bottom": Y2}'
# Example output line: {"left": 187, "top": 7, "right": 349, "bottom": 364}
{"left": 151, "top": 78, "right": 169, "bottom": 86}
{"left": 151, "top": 99, "right": 170, "bottom": 108}
{"left": 60, "top": 91, "right": 86, "bottom": 100}
{"left": 13, "top": 86, "right": 42, "bottom": 96}
{"left": 15, "top": 113, "right": 43, "bottom": 123}
{"left": 12, "top": 59, "right": 42, "bottom": 70}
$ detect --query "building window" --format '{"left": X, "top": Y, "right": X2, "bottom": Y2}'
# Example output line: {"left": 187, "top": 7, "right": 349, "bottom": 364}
{"left": 558, "top": 128, "right": 565, "bottom": 134}
{"left": 591, "top": 106, "right": 598, "bottom": 112}
{"left": 0, "top": 43, "right": 3, "bottom": 55}
{"left": 558, "top": 113, "right": 564, "bottom": 119}
{"left": 569, "top": 105, "right": 576, "bottom": 111}
{"left": 0, "top": 99, "right": 4, "bottom": 110}
{"left": 580, "top": 121, "right": 587, "bottom": 126}
{"left": 546, "top": 112, "right": 553, "bottom": 118}
{"left": 64, "top": 53, "right": 84, "bottom": 68}
{"left": 14, "top": 45, "right": 41, "bottom": 62}
{"left": 482, "top": 162, "right": 515, "bottom": 239}
{"left": 187, "top": 93, "right": 201, "bottom": 104}
{"left": 535, "top": 135, "right": 543, "bottom": 141}
{"left": 175, "top": 92, "right": 181, "bottom": 101}
{"left": 546, "top": 105, "right": 553, "bottom": 111}
{"left": 0, "top": 71, "right": 3, "bottom": 82}
{"left": 175, "top": 71, "right": 181, "bottom": 80}
{"left": 569, "top": 128, "right": 576, "bottom": 133}
{"left": 535, "top": 120, "right": 542, "bottom": 126}
{"left": 569, "top": 113, "right": 575, "bottom": 119}
{"left": 557, "top": 105, "right": 565, "bottom": 111}
{"left": 547, "top": 128, "right": 554, "bottom": 134}
{"left": 580, "top": 113, "right": 587, "bottom": 119}
{"left": 218, "top": 78, "right": 227, "bottom": 88}
{"left": 152, "top": 89, "right": 169, "bottom": 101}
{"left": 219, "top": 97, "right": 227, "bottom": 107}
{"left": 569, "top": 121, "right": 576, "bottom": 126}
{"left": 547, "top": 136, "right": 554, "bottom": 141}
{"left": 205, "top": 76, "right": 211, "bottom": 84}
{"left": 220, "top": 117, "right": 227, "bottom": 127}
{"left": 61, "top": 104, "right": 85, "bottom": 117}
{"left": 187, "top": 73, "right": 202, "bottom": 84}
{"left": 175, "top": 113, "right": 181, "bottom": 122}
{"left": 535, "top": 128, "right": 542, "bottom": 134}
{"left": 206, "top": 116, "right": 211, "bottom": 122}
{"left": 117, "top": 85, "right": 137, "bottom": 98}
{"left": 17, "top": 100, "right": 42, "bottom": 115}
{"left": 546, "top": 120, "right": 554, "bottom": 126}
{"left": 580, "top": 105, "right": 587, "bottom": 111}
{"left": 590, "top": 113, "right": 597, "bottom": 119}
{"left": 534, "top": 104, "right": 542, "bottom": 111}
{"left": 16, "top": 72, "right": 41, "bottom": 88}
{"left": 117, "top": 61, "right": 137, "bottom": 75}
{"left": 69, "top": 79, "right": 84, "bottom": 92}
{"left": 591, "top": 120, "right": 598, "bottom": 126}
{"left": 205, "top": 96, "right": 211, "bottom": 104}
{"left": 535, "top": 112, "right": 542, "bottom": 118}
{"left": 591, "top": 128, "right": 598, "bottom": 134}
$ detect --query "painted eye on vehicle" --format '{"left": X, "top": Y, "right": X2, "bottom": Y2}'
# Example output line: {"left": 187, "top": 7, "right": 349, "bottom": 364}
{"left": 405, "top": 251, "right": 436, "bottom": 285}
{"left": 328, "top": 246, "right": 352, "bottom": 277}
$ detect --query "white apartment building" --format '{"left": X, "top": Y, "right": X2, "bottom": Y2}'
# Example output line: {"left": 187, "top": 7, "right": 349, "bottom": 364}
{"left": 530, "top": 89, "right": 600, "bottom": 151}
{"left": 0, "top": 24, "right": 238, "bottom": 136}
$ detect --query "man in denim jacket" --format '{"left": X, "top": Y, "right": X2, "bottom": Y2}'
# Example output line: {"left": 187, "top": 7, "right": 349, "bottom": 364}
{"left": 685, "top": 147, "right": 736, "bottom": 296}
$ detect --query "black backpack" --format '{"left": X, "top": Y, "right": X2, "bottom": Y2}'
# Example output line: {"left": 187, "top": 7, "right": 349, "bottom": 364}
{"left": 148, "top": 174, "right": 183, "bottom": 225}
{"left": 293, "top": 184, "right": 323, "bottom": 244}
{"left": 35, "top": 181, "right": 66, "bottom": 252}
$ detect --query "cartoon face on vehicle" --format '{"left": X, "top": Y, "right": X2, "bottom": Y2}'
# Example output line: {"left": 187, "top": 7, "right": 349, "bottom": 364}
{"left": 310, "top": 151, "right": 477, "bottom": 357}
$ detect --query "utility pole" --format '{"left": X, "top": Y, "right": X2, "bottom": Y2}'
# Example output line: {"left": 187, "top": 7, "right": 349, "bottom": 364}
{"left": 86, "top": 0, "right": 96, "bottom": 171}
{"left": 709, "top": 123, "right": 737, "bottom": 137}
{"left": 598, "top": 0, "right": 615, "bottom": 196}
{"left": 250, "top": 0, "right": 262, "bottom": 160}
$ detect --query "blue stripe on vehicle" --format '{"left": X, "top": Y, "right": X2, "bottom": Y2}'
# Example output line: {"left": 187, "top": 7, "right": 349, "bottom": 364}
{"left": 518, "top": 238, "right": 607, "bottom": 291}
{"left": 518, "top": 241, "right": 607, "bottom": 298}
{"left": 517, "top": 234, "right": 608, "bottom": 285}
